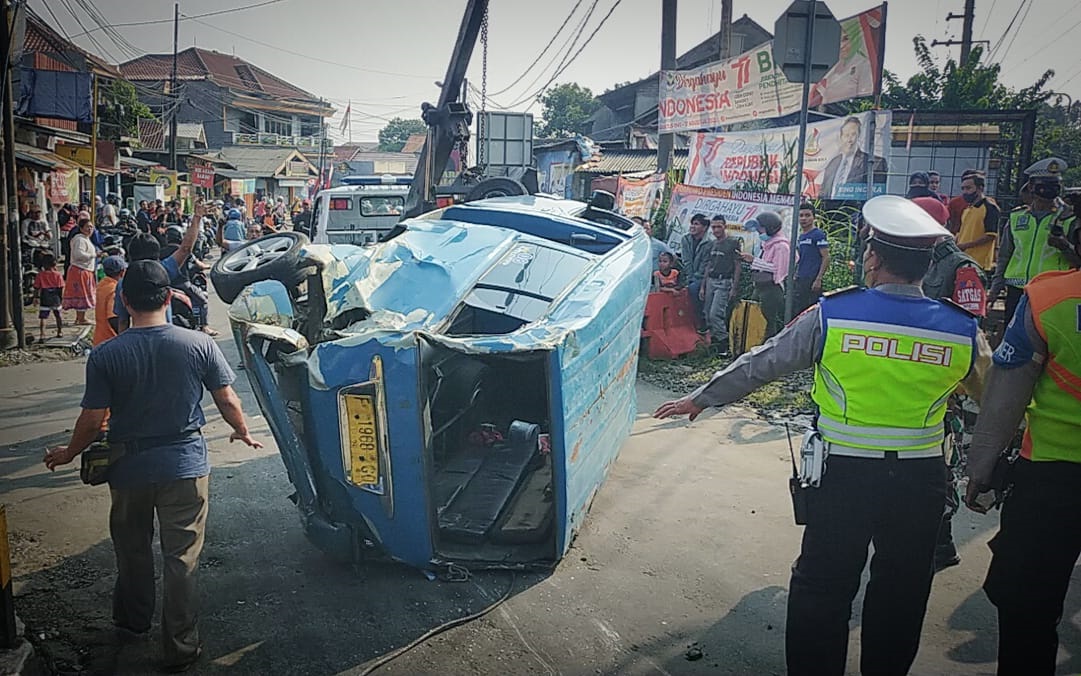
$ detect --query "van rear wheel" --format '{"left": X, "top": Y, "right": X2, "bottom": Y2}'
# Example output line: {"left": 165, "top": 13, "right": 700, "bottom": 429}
{"left": 211, "top": 232, "right": 310, "bottom": 303}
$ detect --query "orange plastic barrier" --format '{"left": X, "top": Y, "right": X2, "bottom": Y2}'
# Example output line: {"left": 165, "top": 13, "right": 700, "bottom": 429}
{"left": 641, "top": 289, "right": 705, "bottom": 360}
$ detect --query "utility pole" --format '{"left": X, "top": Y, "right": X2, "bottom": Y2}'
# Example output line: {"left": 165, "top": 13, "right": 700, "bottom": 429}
{"left": 89, "top": 75, "right": 98, "bottom": 217}
{"left": 719, "top": 0, "right": 733, "bottom": 60}
{"left": 0, "top": 0, "right": 20, "bottom": 348}
{"left": 169, "top": 2, "right": 179, "bottom": 172}
{"left": 932, "top": 0, "right": 986, "bottom": 66}
{"left": 316, "top": 100, "right": 327, "bottom": 192}
{"left": 657, "top": 0, "right": 677, "bottom": 173}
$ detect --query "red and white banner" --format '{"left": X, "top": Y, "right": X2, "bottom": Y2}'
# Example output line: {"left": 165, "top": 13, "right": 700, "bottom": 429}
{"left": 659, "top": 4, "right": 885, "bottom": 133}
{"left": 615, "top": 173, "right": 666, "bottom": 220}
{"left": 190, "top": 164, "right": 215, "bottom": 189}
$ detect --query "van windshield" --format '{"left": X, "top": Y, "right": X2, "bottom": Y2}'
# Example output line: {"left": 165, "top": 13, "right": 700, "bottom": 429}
{"left": 360, "top": 196, "right": 403, "bottom": 216}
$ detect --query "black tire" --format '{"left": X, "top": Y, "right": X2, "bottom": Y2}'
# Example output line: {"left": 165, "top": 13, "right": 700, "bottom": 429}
{"left": 465, "top": 177, "right": 527, "bottom": 202}
{"left": 211, "top": 232, "right": 310, "bottom": 304}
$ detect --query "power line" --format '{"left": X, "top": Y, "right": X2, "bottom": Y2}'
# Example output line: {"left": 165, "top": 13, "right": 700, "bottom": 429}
{"left": 67, "top": 0, "right": 291, "bottom": 36}
{"left": 1001, "top": 10, "right": 1081, "bottom": 75}
{"left": 56, "top": 0, "right": 118, "bottom": 62}
{"left": 987, "top": 0, "right": 1026, "bottom": 62}
{"left": 503, "top": 0, "right": 623, "bottom": 110}
{"left": 478, "top": 0, "right": 599, "bottom": 110}
{"left": 977, "top": 0, "right": 999, "bottom": 38}
{"left": 183, "top": 14, "right": 438, "bottom": 79}
{"left": 994, "top": 0, "right": 1032, "bottom": 64}
{"left": 487, "top": 0, "right": 585, "bottom": 97}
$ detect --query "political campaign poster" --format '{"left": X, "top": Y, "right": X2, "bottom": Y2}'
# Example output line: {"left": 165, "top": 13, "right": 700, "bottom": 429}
{"left": 686, "top": 110, "right": 892, "bottom": 200}
{"left": 615, "top": 174, "right": 666, "bottom": 220}
{"left": 659, "top": 5, "right": 885, "bottom": 133}
{"left": 664, "top": 184, "right": 795, "bottom": 255}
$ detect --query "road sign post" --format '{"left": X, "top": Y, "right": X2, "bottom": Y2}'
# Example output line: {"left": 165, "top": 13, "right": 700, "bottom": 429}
{"left": 773, "top": 0, "right": 840, "bottom": 321}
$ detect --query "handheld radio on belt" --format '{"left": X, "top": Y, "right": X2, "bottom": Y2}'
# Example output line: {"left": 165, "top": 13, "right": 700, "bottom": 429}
{"left": 787, "top": 424, "right": 828, "bottom": 525}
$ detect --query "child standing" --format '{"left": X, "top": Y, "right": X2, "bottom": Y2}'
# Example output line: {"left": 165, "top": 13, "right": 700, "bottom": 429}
{"left": 34, "top": 252, "right": 64, "bottom": 340}
{"left": 652, "top": 251, "right": 683, "bottom": 292}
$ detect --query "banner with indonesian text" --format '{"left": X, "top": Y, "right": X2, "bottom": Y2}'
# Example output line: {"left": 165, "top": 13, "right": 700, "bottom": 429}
{"left": 659, "top": 5, "right": 885, "bottom": 133}
{"left": 686, "top": 110, "right": 892, "bottom": 200}
{"left": 615, "top": 174, "right": 666, "bottom": 220}
{"left": 664, "top": 184, "right": 795, "bottom": 254}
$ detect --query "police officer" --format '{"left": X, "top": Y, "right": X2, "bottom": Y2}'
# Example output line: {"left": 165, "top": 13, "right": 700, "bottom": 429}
{"left": 655, "top": 195, "right": 982, "bottom": 675}
{"left": 989, "top": 157, "right": 1080, "bottom": 323}
{"left": 913, "top": 196, "right": 990, "bottom": 571}
{"left": 966, "top": 226, "right": 1081, "bottom": 675}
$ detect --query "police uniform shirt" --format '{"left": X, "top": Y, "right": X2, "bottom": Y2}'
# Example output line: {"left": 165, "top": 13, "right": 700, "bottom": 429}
{"left": 688, "top": 284, "right": 991, "bottom": 410}
{"left": 969, "top": 294, "right": 1049, "bottom": 459}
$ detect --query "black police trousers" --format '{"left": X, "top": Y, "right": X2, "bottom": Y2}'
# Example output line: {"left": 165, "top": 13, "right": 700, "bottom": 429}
{"left": 985, "top": 458, "right": 1081, "bottom": 675}
{"left": 786, "top": 454, "right": 946, "bottom": 676}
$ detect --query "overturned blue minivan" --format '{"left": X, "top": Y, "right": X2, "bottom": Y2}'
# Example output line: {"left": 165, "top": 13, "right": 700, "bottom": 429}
{"left": 217, "top": 195, "right": 650, "bottom": 571}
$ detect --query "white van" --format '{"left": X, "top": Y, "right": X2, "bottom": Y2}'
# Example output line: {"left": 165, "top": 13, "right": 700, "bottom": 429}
{"left": 310, "top": 175, "right": 411, "bottom": 246}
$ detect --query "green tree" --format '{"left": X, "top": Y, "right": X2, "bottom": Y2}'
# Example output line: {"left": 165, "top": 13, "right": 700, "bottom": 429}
{"left": 538, "top": 83, "right": 599, "bottom": 138}
{"left": 881, "top": 37, "right": 1052, "bottom": 110}
{"left": 378, "top": 117, "right": 427, "bottom": 151}
{"left": 1034, "top": 99, "right": 1081, "bottom": 186}
{"left": 100, "top": 79, "right": 152, "bottom": 140}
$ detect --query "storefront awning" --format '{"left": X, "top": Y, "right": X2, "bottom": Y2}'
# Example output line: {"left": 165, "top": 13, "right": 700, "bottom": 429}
{"left": 120, "top": 156, "right": 160, "bottom": 169}
{"left": 14, "top": 142, "right": 82, "bottom": 172}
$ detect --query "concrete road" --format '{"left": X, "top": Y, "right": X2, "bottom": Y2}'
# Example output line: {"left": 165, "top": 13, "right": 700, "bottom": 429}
{"left": 3, "top": 293, "right": 1080, "bottom": 675}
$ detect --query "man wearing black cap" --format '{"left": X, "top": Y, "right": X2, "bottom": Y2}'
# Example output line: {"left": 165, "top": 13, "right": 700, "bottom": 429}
{"left": 655, "top": 196, "right": 984, "bottom": 675}
{"left": 44, "top": 259, "right": 262, "bottom": 673}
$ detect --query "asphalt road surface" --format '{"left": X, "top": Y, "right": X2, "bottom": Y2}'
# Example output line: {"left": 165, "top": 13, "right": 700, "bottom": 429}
{"left": 3, "top": 290, "right": 1081, "bottom": 675}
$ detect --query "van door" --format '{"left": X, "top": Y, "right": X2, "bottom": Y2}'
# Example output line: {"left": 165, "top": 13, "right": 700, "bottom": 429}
{"left": 321, "top": 193, "right": 405, "bottom": 246}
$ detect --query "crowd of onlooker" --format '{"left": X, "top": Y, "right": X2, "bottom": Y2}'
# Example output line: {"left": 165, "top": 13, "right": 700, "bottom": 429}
{"left": 20, "top": 190, "right": 314, "bottom": 347}
{"left": 641, "top": 167, "right": 1010, "bottom": 358}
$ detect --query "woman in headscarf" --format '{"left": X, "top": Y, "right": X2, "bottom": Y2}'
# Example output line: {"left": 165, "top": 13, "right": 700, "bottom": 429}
{"left": 62, "top": 217, "right": 100, "bottom": 325}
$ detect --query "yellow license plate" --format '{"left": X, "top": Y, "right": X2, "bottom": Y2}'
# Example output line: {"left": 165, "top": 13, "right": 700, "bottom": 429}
{"left": 344, "top": 394, "right": 379, "bottom": 486}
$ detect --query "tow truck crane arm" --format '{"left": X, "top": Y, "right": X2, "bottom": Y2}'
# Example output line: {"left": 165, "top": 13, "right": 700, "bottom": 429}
{"left": 402, "top": 0, "right": 489, "bottom": 219}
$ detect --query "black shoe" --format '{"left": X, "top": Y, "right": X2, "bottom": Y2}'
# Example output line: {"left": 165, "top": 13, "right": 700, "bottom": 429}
{"left": 934, "top": 543, "right": 961, "bottom": 572}
{"left": 162, "top": 648, "right": 202, "bottom": 673}
{"left": 113, "top": 625, "right": 150, "bottom": 644}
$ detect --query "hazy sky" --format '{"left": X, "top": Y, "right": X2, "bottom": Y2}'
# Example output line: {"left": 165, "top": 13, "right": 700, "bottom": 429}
{"left": 32, "top": 0, "right": 1081, "bottom": 143}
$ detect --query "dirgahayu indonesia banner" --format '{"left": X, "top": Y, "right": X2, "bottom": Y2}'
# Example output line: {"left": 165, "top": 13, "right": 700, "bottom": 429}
{"left": 664, "top": 184, "right": 795, "bottom": 254}
{"left": 659, "top": 4, "right": 885, "bottom": 133}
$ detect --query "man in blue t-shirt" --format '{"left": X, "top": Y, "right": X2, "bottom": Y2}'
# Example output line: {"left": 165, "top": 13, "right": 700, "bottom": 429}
{"left": 45, "top": 259, "right": 262, "bottom": 673}
{"left": 793, "top": 202, "right": 831, "bottom": 315}
{"left": 114, "top": 201, "right": 204, "bottom": 331}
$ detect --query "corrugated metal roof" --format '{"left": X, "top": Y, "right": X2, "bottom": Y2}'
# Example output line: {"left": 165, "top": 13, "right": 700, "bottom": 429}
{"left": 401, "top": 133, "right": 427, "bottom": 154}
{"left": 576, "top": 149, "right": 688, "bottom": 175}
{"left": 215, "top": 146, "right": 316, "bottom": 178}
{"left": 138, "top": 119, "right": 165, "bottom": 152}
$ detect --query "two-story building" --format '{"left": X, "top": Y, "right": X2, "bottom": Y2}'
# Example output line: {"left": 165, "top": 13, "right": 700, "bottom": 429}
{"left": 119, "top": 47, "right": 334, "bottom": 152}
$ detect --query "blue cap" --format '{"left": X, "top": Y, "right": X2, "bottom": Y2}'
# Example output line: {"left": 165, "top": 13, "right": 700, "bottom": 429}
{"left": 102, "top": 255, "right": 127, "bottom": 276}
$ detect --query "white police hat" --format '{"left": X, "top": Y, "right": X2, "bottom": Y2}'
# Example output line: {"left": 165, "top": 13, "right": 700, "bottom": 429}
{"left": 1025, "top": 157, "right": 1068, "bottom": 181}
{"left": 862, "top": 195, "right": 951, "bottom": 249}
